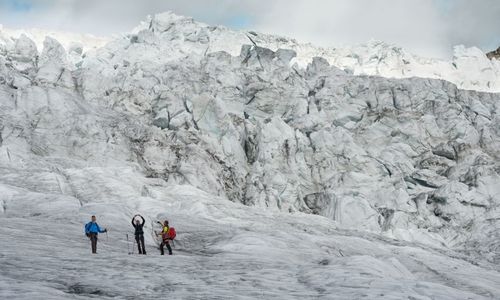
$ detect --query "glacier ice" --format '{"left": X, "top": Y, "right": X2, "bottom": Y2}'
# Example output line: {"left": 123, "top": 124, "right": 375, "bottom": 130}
{"left": 0, "top": 12, "right": 499, "bottom": 299}
{"left": 3, "top": 11, "right": 500, "bottom": 92}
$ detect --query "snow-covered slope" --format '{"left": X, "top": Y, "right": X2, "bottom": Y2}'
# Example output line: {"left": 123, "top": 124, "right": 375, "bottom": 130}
{"left": 2, "top": 187, "right": 500, "bottom": 299}
{"left": 1, "top": 12, "right": 500, "bottom": 299}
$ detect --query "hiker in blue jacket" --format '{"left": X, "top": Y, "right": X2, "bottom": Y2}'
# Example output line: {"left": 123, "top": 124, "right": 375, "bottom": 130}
{"left": 84, "top": 215, "right": 107, "bottom": 254}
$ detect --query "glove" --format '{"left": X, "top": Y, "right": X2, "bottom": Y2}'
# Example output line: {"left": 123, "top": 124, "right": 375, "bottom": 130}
{"left": 85, "top": 233, "right": 90, "bottom": 237}
{"left": 104, "top": 229, "right": 108, "bottom": 233}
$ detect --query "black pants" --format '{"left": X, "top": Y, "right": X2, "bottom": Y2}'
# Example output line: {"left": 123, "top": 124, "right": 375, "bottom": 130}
{"left": 88, "top": 233, "right": 98, "bottom": 254}
{"left": 160, "top": 240, "right": 172, "bottom": 255}
{"left": 135, "top": 234, "right": 146, "bottom": 254}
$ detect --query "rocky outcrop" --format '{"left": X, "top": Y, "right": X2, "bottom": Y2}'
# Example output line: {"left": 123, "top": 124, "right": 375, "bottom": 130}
{"left": 487, "top": 47, "right": 500, "bottom": 60}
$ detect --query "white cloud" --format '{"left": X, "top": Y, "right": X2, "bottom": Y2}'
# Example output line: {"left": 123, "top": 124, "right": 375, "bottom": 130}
{"left": 446, "top": 0, "right": 500, "bottom": 51}
{"left": 252, "top": 0, "right": 451, "bottom": 57}
{"left": 0, "top": 0, "right": 498, "bottom": 59}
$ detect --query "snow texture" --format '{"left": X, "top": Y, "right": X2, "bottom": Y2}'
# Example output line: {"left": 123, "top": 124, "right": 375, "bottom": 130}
{"left": 0, "top": 12, "right": 499, "bottom": 299}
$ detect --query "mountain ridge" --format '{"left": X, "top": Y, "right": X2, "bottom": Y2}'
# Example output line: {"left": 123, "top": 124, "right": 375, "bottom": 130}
{"left": 2, "top": 11, "right": 499, "bottom": 92}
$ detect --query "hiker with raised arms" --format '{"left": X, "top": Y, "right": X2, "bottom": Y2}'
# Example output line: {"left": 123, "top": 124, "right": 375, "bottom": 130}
{"left": 132, "top": 214, "right": 146, "bottom": 255}
{"left": 84, "top": 215, "right": 107, "bottom": 254}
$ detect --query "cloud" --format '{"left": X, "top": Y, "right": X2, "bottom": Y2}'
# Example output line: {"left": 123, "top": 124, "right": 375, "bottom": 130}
{"left": 0, "top": 0, "right": 498, "bottom": 58}
{"left": 445, "top": 0, "right": 500, "bottom": 51}
{"left": 252, "top": 0, "right": 451, "bottom": 57}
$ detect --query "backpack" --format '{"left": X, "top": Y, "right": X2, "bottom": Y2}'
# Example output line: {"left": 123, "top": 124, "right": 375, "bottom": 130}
{"left": 167, "top": 227, "right": 176, "bottom": 240}
{"left": 161, "top": 227, "right": 176, "bottom": 241}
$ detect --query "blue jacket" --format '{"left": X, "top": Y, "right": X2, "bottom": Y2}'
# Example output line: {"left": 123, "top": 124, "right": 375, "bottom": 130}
{"left": 85, "top": 222, "right": 106, "bottom": 234}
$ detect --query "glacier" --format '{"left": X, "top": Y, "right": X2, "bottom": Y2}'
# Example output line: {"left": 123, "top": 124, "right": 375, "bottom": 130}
{"left": 0, "top": 11, "right": 499, "bottom": 299}
{"left": 2, "top": 12, "right": 500, "bottom": 93}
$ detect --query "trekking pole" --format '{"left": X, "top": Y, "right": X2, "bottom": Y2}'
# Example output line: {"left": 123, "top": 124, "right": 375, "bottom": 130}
{"left": 126, "top": 234, "right": 131, "bottom": 255}
{"left": 106, "top": 231, "right": 109, "bottom": 242}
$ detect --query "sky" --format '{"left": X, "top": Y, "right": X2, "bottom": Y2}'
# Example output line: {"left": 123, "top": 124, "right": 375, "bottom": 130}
{"left": 0, "top": 0, "right": 499, "bottom": 59}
